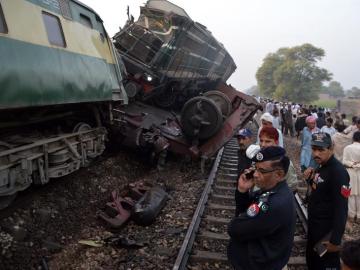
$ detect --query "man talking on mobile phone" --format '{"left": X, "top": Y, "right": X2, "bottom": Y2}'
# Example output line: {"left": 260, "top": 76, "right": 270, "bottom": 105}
{"left": 227, "top": 146, "right": 296, "bottom": 270}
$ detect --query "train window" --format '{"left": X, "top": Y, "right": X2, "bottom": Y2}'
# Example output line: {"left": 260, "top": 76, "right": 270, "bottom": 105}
{"left": 42, "top": 12, "right": 66, "bottom": 47}
{"left": 0, "top": 3, "right": 8, "bottom": 33}
{"left": 80, "top": 14, "right": 92, "bottom": 29}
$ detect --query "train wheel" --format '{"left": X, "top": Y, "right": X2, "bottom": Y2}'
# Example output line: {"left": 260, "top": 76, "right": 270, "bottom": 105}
{"left": 73, "top": 122, "right": 92, "bottom": 133}
{"left": 0, "top": 142, "right": 17, "bottom": 210}
{"left": 180, "top": 96, "right": 223, "bottom": 140}
{"left": 203, "top": 90, "right": 232, "bottom": 117}
{"left": 125, "top": 81, "right": 141, "bottom": 98}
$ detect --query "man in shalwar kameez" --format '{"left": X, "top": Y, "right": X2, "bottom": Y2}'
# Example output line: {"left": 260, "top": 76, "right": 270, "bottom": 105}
{"left": 343, "top": 131, "right": 360, "bottom": 223}
{"left": 300, "top": 116, "right": 320, "bottom": 172}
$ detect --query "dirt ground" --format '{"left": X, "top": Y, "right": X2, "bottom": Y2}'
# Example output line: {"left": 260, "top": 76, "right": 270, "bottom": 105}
{"left": 0, "top": 148, "right": 205, "bottom": 270}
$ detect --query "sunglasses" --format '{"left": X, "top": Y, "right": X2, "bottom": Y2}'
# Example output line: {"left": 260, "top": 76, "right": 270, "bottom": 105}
{"left": 251, "top": 166, "right": 281, "bottom": 174}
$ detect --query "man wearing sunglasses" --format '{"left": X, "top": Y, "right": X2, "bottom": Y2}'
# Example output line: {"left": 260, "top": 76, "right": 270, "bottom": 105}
{"left": 305, "top": 132, "right": 350, "bottom": 270}
{"left": 227, "top": 146, "right": 296, "bottom": 270}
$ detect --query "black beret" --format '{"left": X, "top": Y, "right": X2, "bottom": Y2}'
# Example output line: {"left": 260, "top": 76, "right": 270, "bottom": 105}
{"left": 252, "top": 146, "right": 286, "bottom": 162}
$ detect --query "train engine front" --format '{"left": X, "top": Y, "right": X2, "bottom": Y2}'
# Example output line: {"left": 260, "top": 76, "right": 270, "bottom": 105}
{"left": 113, "top": 0, "right": 236, "bottom": 109}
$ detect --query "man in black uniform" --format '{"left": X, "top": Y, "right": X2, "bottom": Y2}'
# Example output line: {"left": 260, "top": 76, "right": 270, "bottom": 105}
{"left": 235, "top": 128, "right": 254, "bottom": 216}
{"left": 305, "top": 132, "right": 350, "bottom": 270}
{"left": 236, "top": 128, "right": 253, "bottom": 174}
{"left": 228, "top": 146, "right": 296, "bottom": 270}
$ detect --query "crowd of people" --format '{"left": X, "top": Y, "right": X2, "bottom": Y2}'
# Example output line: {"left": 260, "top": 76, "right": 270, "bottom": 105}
{"left": 226, "top": 98, "right": 360, "bottom": 270}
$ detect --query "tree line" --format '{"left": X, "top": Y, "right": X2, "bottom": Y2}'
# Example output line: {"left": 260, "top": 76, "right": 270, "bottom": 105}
{"left": 250, "top": 43, "right": 360, "bottom": 102}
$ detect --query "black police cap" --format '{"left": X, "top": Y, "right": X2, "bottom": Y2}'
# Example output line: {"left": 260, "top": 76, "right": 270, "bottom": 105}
{"left": 311, "top": 132, "right": 332, "bottom": 148}
{"left": 252, "top": 146, "right": 290, "bottom": 174}
{"left": 251, "top": 146, "right": 286, "bottom": 162}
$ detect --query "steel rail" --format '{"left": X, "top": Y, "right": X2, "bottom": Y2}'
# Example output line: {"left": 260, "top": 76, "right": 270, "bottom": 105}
{"left": 294, "top": 192, "right": 308, "bottom": 234}
{"left": 172, "top": 147, "right": 224, "bottom": 270}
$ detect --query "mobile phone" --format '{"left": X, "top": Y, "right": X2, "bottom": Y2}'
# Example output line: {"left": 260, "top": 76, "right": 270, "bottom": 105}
{"left": 245, "top": 170, "right": 254, "bottom": 180}
{"left": 313, "top": 242, "right": 327, "bottom": 257}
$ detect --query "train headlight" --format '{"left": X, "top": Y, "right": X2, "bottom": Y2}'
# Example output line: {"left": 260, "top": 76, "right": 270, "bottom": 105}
{"left": 145, "top": 74, "right": 153, "bottom": 82}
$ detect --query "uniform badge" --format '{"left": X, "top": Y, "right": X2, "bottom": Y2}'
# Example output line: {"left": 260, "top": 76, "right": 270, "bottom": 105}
{"left": 246, "top": 203, "right": 260, "bottom": 217}
{"left": 256, "top": 152, "right": 263, "bottom": 161}
{"left": 260, "top": 203, "right": 269, "bottom": 212}
{"left": 341, "top": 185, "right": 351, "bottom": 198}
{"left": 313, "top": 173, "right": 324, "bottom": 184}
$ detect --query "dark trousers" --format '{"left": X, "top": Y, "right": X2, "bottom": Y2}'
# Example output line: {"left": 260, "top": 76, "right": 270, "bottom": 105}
{"left": 306, "top": 219, "right": 341, "bottom": 270}
{"left": 306, "top": 241, "right": 340, "bottom": 270}
{"left": 284, "top": 124, "right": 294, "bottom": 136}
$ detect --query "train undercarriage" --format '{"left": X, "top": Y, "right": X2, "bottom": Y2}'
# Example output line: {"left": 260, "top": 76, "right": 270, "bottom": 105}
{"left": 0, "top": 104, "right": 110, "bottom": 209}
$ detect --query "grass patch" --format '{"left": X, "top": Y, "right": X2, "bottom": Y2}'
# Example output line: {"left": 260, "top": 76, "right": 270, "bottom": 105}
{"left": 313, "top": 99, "right": 337, "bottom": 109}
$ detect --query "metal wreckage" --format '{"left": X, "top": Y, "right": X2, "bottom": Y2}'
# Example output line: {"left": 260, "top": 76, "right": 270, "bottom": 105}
{"left": 113, "top": 0, "right": 261, "bottom": 164}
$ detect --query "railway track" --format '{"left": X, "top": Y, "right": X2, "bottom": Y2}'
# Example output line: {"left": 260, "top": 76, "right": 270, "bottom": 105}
{"left": 173, "top": 137, "right": 310, "bottom": 270}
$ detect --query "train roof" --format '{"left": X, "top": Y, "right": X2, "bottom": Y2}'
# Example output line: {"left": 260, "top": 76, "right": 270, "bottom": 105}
{"left": 71, "top": 0, "right": 103, "bottom": 22}
{"left": 141, "top": 0, "right": 229, "bottom": 53}
{"left": 144, "top": 0, "right": 190, "bottom": 19}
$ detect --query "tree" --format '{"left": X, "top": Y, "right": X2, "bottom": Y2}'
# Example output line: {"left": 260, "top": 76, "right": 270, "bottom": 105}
{"left": 246, "top": 85, "right": 260, "bottom": 96}
{"left": 347, "top": 86, "right": 360, "bottom": 98}
{"left": 325, "top": 81, "right": 345, "bottom": 98}
{"left": 256, "top": 44, "right": 332, "bottom": 103}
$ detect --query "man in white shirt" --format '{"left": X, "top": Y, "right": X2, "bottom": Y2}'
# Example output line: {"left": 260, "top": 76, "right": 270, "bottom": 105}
{"left": 343, "top": 131, "right": 360, "bottom": 222}
{"left": 320, "top": 117, "right": 336, "bottom": 136}
{"left": 265, "top": 101, "right": 274, "bottom": 114}
{"left": 344, "top": 116, "right": 359, "bottom": 135}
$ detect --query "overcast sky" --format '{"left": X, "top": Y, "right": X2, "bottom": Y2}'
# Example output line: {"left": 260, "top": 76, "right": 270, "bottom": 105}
{"left": 83, "top": 0, "right": 360, "bottom": 91}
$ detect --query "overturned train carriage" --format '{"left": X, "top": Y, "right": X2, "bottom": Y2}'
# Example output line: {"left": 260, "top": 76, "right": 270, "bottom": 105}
{"left": 0, "top": 0, "right": 127, "bottom": 207}
{"left": 113, "top": 0, "right": 237, "bottom": 108}
{"left": 116, "top": 83, "right": 261, "bottom": 162}
{"left": 114, "top": 0, "right": 260, "bottom": 152}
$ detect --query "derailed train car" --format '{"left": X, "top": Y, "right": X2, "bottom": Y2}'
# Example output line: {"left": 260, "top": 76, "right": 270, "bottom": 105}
{"left": 114, "top": 0, "right": 261, "bottom": 158}
{"left": 0, "top": 0, "right": 127, "bottom": 207}
{"left": 113, "top": 0, "right": 237, "bottom": 108}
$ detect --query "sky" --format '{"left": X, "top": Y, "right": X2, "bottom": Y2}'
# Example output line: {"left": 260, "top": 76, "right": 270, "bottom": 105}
{"left": 82, "top": 0, "right": 360, "bottom": 91}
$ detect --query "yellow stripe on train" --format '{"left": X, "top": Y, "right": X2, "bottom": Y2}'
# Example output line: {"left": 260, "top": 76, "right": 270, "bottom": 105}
{"left": 0, "top": 0, "right": 115, "bottom": 64}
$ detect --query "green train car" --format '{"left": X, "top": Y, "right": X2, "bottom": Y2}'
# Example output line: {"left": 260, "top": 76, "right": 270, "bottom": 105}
{"left": 0, "top": 0, "right": 127, "bottom": 208}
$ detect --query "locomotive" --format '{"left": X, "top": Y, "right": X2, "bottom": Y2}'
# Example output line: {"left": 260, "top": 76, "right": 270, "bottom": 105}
{"left": 0, "top": 0, "right": 127, "bottom": 208}
{"left": 113, "top": 0, "right": 260, "bottom": 154}
{"left": 114, "top": 0, "right": 237, "bottom": 110}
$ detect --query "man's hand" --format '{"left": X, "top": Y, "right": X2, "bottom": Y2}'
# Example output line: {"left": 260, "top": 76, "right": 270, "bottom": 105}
{"left": 238, "top": 169, "right": 255, "bottom": 193}
{"left": 322, "top": 241, "right": 341, "bottom": 253}
{"left": 303, "top": 167, "right": 315, "bottom": 180}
